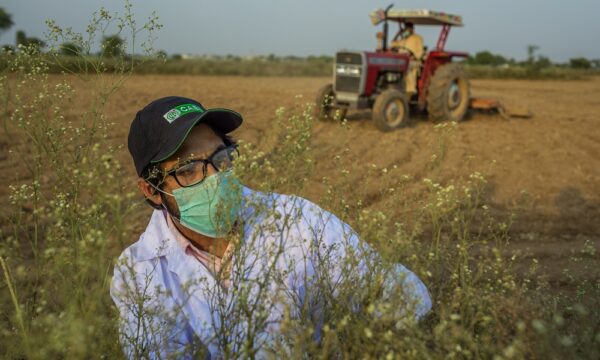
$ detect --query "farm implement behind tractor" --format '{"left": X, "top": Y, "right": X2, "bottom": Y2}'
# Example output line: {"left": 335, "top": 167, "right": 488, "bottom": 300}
{"left": 316, "top": 6, "right": 531, "bottom": 132}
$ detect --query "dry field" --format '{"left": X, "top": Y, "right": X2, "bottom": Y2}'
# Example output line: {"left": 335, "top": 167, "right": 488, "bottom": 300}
{"left": 2, "top": 74, "right": 599, "bottom": 288}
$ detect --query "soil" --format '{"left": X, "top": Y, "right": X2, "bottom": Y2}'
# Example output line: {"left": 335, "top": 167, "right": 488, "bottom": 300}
{"left": 1, "top": 74, "right": 599, "bottom": 288}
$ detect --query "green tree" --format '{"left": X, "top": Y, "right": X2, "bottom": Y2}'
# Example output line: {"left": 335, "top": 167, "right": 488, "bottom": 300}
{"left": 527, "top": 44, "right": 539, "bottom": 65}
{"left": 535, "top": 55, "right": 552, "bottom": 69}
{"left": 468, "top": 50, "right": 507, "bottom": 66}
{"left": 0, "top": 7, "right": 13, "bottom": 38}
{"left": 155, "top": 49, "right": 167, "bottom": 59}
{"left": 569, "top": 57, "right": 591, "bottom": 69}
{"left": 59, "top": 42, "right": 82, "bottom": 56}
{"left": 101, "top": 34, "right": 124, "bottom": 57}
{"left": 15, "top": 30, "right": 26, "bottom": 46}
{"left": 15, "top": 30, "right": 45, "bottom": 52}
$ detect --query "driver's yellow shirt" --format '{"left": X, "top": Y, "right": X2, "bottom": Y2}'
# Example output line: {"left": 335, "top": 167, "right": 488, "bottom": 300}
{"left": 392, "top": 33, "right": 424, "bottom": 59}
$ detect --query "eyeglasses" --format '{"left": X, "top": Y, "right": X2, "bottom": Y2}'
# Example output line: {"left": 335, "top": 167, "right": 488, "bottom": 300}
{"left": 162, "top": 144, "right": 238, "bottom": 187}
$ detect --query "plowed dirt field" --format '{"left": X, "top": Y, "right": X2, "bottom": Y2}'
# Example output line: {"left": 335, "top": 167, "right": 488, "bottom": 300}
{"left": 2, "top": 75, "right": 599, "bottom": 288}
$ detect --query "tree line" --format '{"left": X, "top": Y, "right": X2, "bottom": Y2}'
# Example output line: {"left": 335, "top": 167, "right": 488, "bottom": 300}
{"left": 465, "top": 47, "right": 599, "bottom": 70}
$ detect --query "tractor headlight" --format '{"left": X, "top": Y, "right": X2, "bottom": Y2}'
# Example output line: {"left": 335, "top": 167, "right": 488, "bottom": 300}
{"left": 336, "top": 64, "right": 361, "bottom": 77}
{"left": 348, "top": 67, "right": 361, "bottom": 76}
{"left": 335, "top": 65, "right": 347, "bottom": 75}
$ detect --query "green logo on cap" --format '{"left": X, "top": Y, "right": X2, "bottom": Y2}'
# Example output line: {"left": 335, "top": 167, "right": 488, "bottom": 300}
{"left": 163, "top": 103, "right": 204, "bottom": 123}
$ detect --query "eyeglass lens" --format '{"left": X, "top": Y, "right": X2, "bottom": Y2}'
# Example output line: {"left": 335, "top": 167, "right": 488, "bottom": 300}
{"left": 174, "top": 147, "right": 235, "bottom": 187}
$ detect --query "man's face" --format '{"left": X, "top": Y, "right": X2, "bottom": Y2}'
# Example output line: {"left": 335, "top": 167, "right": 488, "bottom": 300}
{"left": 144, "top": 123, "right": 226, "bottom": 217}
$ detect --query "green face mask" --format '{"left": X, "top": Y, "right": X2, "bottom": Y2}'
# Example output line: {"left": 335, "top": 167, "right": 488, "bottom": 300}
{"left": 172, "top": 170, "right": 242, "bottom": 238}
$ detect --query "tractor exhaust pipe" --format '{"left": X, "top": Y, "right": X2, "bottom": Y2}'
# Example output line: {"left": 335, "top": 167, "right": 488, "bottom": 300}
{"left": 382, "top": 3, "right": 394, "bottom": 52}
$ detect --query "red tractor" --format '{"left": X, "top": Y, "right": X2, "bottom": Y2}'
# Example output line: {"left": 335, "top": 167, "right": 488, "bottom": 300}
{"left": 316, "top": 7, "right": 471, "bottom": 132}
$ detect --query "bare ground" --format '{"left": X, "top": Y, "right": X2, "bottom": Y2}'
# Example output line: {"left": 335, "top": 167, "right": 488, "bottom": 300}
{"left": 2, "top": 74, "right": 599, "bottom": 287}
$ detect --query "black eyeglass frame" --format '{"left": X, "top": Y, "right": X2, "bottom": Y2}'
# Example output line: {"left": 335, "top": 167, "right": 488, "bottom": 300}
{"left": 159, "top": 144, "right": 239, "bottom": 188}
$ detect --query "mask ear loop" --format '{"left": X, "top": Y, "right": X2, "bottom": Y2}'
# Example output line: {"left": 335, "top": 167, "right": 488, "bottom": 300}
{"left": 146, "top": 180, "right": 183, "bottom": 223}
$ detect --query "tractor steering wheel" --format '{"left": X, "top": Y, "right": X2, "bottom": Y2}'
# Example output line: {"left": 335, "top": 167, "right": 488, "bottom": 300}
{"left": 395, "top": 45, "right": 417, "bottom": 59}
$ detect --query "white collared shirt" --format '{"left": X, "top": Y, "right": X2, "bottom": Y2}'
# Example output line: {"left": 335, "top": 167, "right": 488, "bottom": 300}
{"left": 165, "top": 211, "right": 234, "bottom": 289}
{"left": 110, "top": 187, "right": 431, "bottom": 358}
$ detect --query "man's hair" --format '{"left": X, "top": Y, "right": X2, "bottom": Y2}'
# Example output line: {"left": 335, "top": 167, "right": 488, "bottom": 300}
{"left": 140, "top": 128, "right": 237, "bottom": 209}
{"left": 405, "top": 22, "right": 414, "bottom": 29}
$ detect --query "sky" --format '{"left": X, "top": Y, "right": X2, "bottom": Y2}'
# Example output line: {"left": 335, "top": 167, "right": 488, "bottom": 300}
{"left": 1, "top": 0, "right": 599, "bottom": 63}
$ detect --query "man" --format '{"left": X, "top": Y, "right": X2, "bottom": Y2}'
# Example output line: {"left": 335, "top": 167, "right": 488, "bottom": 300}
{"left": 111, "top": 96, "right": 431, "bottom": 358}
{"left": 391, "top": 22, "right": 425, "bottom": 95}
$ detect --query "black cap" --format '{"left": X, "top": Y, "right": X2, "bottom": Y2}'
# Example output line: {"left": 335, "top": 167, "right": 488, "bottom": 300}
{"left": 128, "top": 96, "right": 243, "bottom": 176}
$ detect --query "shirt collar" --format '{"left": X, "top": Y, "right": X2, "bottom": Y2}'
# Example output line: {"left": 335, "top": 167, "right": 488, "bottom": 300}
{"left": 165, "top": 210, "right": 194, "bottom": 251}
{"left": 132, "top": 208, "right": 178, "bottom": 261}
{"left": 164, "top": 210, "right": 223, "bottom": 263}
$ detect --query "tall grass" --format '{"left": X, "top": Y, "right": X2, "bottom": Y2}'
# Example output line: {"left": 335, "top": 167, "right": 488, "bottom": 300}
{"left": 0, "top": 55, "right": 335, "bottom": 78}
{"left": 0, "top": 2, "right": 160, "bottom": 357}
{"left": 1, "top": 3, "right": 598, "bottom": 359}
{"left": 463, "top": 64, "right": 598, "bottom": 80}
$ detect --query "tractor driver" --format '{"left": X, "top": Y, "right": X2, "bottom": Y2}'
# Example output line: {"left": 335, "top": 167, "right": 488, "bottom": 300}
{"left": 391, "top": 22, "right": 424, "bottom": 96}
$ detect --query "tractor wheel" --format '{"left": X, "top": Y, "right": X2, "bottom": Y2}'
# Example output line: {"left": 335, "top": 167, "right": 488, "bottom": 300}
{"left": 315, "top": 84, "right": 346, "bottom": 121}
{"left": 426, "top": 63, "right": 470, "bottom": 122}
{"left": 372, "top": 89, "right": 410, "bottom": 132}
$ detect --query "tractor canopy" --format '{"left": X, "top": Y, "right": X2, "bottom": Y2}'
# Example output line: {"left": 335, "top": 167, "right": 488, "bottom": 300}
{"left": 369, "top": 8, "right": 463, "bottom": 27}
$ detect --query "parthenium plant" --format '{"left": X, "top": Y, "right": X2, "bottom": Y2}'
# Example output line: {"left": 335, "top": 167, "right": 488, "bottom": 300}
{"left": 0, "top": 1, "right": 161, "bottom": 358}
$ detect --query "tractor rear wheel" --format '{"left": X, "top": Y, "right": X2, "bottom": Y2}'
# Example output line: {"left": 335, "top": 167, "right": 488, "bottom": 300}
{"left": 426, "top": 63, "right": 470, "bottom": 122}
{"left": 372, "top": 89, "right": 410, "bottom": 132}
{"left": 315, "top": 84, "right": 346, "bottom": 121}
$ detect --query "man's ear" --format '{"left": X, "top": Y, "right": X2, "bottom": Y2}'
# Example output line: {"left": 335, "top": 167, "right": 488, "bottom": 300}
{"left": 137, "top": 178, "right": 162, "bottom": 207}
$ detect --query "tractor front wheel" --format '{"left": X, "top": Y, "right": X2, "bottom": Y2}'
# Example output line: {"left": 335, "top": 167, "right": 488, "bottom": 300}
{"left": 426, "top": 63, "right": 470, "bottom": 122}
{"left": 315, "top": 84, "right": 346, "bottom": 121}
{"left": 372, "top": 89, "right": 410, "bottom": 132}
